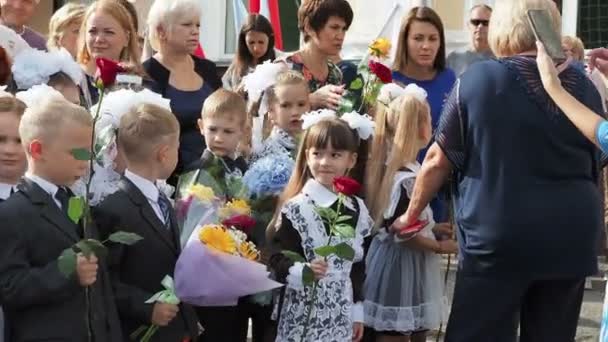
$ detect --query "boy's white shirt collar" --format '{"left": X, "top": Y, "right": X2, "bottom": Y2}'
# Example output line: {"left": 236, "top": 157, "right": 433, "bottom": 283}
{"left": 25, "top": 173, "right": 59, "bottom": 197}
{"left": 0, "top": 182, "right": 17, "bottom": 200}
{"left": 125, "top": 169, "right": 160, "bottom": 202}
{"left": 301, "top": 178, "right": 355, "bottom": 211}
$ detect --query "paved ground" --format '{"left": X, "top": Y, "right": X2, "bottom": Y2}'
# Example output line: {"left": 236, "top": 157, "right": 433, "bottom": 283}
{"left": 248, "top": 256, "right": 606, "bottom": 341}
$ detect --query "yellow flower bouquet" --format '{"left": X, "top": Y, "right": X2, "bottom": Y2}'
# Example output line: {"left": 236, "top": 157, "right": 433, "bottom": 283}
{"left": 174, "top": 203, "right": 281, "bottom": 307}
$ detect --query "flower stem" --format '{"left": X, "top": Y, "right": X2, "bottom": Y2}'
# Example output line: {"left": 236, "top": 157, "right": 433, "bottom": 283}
{"left": 300, "top": 194, "right": 346, "bottom": 341}
{"left": 140, "top": 325, "right": 159, "bottom": 342}
{"left": 300, "top": 281, "right": 318, "bottom": 342}
{"left": 82, "top": 87, "right": 104, "bottom": 342}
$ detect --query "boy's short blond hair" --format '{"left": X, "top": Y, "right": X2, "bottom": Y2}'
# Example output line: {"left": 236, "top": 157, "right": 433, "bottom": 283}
{"left": 118, "top": 103, "right": 180, "bottom": 163}
{"left": 201, "top": 89, "right": 247, "bottom": 123}
{"left": 0, "top": 96, "right": 26, "bottom": 117}
{"left": 19, "top": 97, "right": 91, "bottom": 148}
{"left": 488, "top": 0, "right": 561, "bottom": 57}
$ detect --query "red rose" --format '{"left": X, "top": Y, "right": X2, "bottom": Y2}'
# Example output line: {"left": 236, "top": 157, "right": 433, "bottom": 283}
{"left": 222, "top": 214, "right": 256, "bottom": 234}
{"left": 94, "top": 57, "right": 124, "bottom": 89}
{"left": 368, "top": 60, "right": 392, "bottom": 83}
{"left": 333, "top": 177, "right": 361, "bottom": 196}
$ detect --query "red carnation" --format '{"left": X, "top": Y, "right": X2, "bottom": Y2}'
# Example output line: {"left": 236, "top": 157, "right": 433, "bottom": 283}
{"left": 222, "top": 214, "right": 256, "bottom": 234}
{"left": 333, "top": 177, "right": 361, "bottom": 196}
{"left": 94, "top": 57, "right": 124, "bottom": 89}
{"left": 368, "top": 60, "right": 392, "bottom": 83}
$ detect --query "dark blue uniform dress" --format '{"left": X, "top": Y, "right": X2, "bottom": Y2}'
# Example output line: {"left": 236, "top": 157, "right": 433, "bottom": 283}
{"left": 435, "top": 56, "right": 604, "bottom": 342}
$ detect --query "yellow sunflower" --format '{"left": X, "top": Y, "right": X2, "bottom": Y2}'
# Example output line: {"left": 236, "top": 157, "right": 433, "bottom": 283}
{"left": 187, "top": 184, "right": 216, "bottom": 203}
{"left": 219, "top": 198, "right": 251, "bottom": 218}
{"left": 199, "top": 224, "right": 236, "bottom": 254}
{"left": 369, "top": 38, "right": 391, "bottom": 59}
{"left": 238, "top": 241, "right": 260, "bottom": 261}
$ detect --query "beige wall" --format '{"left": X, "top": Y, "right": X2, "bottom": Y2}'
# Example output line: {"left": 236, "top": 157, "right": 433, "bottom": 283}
{"left": 29, "top": 1, "right": 54, "bottom": 36}
{"left": 434, "top": 0, "right": 466, "bottom": 31}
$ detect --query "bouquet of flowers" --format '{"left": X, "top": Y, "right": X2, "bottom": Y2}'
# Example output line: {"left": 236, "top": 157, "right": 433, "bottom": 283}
{"left": 339, "top": 37, "right": 393, "bottom": 114}
{"left": 174, "top": 198, "right": 282, "bottom": 306}
{"left": 242, "top": 154, "right": 294, "bottom": 246}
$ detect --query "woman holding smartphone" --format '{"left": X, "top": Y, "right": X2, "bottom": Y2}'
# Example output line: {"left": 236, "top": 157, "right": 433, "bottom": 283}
{"left": 391, "top": 1, "right": 604, "bottom": 340}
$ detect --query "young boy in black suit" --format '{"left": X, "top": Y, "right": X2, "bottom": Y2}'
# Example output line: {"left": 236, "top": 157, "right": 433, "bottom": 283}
{"left": 177, "top": 89, "right": 269, "bottom": 342}
{"left": 95, "top": 103, "right": 199, "bottom": 342}
{"left": 0, "top": 97, "right": 122, "bottom": 342}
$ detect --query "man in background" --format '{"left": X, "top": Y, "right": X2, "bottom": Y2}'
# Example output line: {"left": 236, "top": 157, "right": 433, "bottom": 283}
{"left": 447, "top": 4, "right": 493, "bottom": 76}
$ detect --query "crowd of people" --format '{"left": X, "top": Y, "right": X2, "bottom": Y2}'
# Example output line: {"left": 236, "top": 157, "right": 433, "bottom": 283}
{"left": 0, "top": 0, "right": 606, "bottom": 341}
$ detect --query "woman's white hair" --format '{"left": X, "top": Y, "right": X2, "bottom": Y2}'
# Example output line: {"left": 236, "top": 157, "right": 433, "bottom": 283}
{"left": 146, "top": 0, "right": 202, "bottom": 51}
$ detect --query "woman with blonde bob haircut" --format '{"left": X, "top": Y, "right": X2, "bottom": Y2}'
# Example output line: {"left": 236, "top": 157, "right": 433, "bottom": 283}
{"left": 48, "top": 3, "right": 85, "bottom": 58}
{"left": 390, "top": 0, "right": 605, "bottom": 341}
{"left": 143, "top": 0, "right": 221, "bottom": 186}
{"left": 77, "top": 0, "right": 143, "bottom": 107}
{"left": 487, "top": 0, "right": 561, "bottom": 57}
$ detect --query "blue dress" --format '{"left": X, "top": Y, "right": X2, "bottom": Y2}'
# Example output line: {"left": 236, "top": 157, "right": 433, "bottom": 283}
{"left": 436, "top": 55, "right": 603, "bottom": 277}
{"left": 392, "top": 68, "right": 456, "bottom": 221}
{"left": 166, "top": 83, "right": 213, "bottom": 179}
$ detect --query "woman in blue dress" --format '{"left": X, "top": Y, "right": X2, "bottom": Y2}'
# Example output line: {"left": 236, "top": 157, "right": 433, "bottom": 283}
{"left": 537, "top": 42, "right": 608, "bottom": 342}
{"left": 392, "top": 1, "right": 604, "bottom": 341}
{"left": 391, "top": 6, "right": 456, "bottom": 222}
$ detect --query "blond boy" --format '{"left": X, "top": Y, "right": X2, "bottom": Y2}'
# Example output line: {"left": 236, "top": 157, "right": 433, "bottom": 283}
{"left": 0, "top": 97, "right": 122, "bottom": 341}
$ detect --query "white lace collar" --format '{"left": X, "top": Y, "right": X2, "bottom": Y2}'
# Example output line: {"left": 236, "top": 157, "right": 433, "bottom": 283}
{"left": 269, "top": 126, "right": 296, "bottom": 151}
{"left": 301, "top": 178, "right": 355, "bottom": 211}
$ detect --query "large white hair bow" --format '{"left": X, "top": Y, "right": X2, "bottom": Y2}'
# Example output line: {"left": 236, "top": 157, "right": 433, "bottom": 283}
{"left": 15, "top": 84, "right": 65, "bottom": 107}
{"left": 0, "top": 25, "right": 29, "bottom": 60}
{"left": 301, "top": 109, "right": 375, "bottom": 140}
{"left": 378, "top": 83, "right": 428, "bottom": 104}
{"left": 12, "top": 48, "right": 82, "bottom": 89}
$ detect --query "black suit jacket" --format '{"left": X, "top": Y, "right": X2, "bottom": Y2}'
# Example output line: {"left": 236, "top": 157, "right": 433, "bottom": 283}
{"left": 94, "top": 177, "right": 199, "bottom": 342}
{"left": 0, "top": 178, "right": 122, "bottom": 342}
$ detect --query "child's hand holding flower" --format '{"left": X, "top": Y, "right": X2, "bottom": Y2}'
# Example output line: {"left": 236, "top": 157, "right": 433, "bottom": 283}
{"left": 310, "top": 258, "right": 328, "bottom": 281}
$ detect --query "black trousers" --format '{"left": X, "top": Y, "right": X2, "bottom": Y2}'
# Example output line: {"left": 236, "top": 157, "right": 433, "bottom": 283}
{"left": 197, "top": 298, "right": 272, "bottom": 342}
{"left": 445, "top": 272, "right": 585, "bottom": 342}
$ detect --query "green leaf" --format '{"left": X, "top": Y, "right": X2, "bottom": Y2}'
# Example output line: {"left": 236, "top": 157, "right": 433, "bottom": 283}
{"left": 334, "top": 242, "right": 355, "bottom": 261}
{"left": 58, "top": 247, "right": 77, "bottom": 277}
{"left": 108, "top": 231, "right": 143, "bottom": 245}
{"left": 336, "top": 215, "right": 352, "bottom": 223}
{"left": 302, "top": 265, "right": 315, "bottom": 286}
{"left": 337, "top": 98, "right": 354, "bottom": 114}
{"left": 282, "top": 250, "right": 305, "bottom": 263}
{"left": 314, "top": 245, "right": 336, "bottom": 258}
{"left": 161, "top": 275, "right": 175, "bottom": 292}
{"left": 349, "top": 77, "right": 364, "bottom": 90}
{"left": 333, "top": 223, "right": 356, "bottom": 238}
{"left": 70, "top": 148, "right": 92, "bottom": 161}
{"left": 75, "top": 240, "right": 93, "bottom": 258}
{"left": 315, "top": 207, "right": 337, "bottom": 221}
{"left": 67, "top": 196, "right": 85, "bottom": 224}
{"left": 76, "top": 239, "right": 107, "bottom": 259}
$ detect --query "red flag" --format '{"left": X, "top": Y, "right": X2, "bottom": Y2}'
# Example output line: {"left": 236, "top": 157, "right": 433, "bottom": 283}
{"left": 268, "top": 0, "right": 283, "bottom": 51}
{"left": 249, "top": 0, "right": 260, "bottom": 13}
{"left": 194, "top": 43, "right": 205, "bottom": 59}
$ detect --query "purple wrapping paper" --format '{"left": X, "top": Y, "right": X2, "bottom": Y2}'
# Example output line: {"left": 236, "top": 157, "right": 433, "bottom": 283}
{"left": 174, "top": 240, "right": 283, "bottom": 306}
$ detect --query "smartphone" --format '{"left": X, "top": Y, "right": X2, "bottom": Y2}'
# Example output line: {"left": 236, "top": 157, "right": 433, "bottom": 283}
{"left": 527, "top": 9, "right": 566, "bottom": 62}
{"left": 398, "top": 219, "right": 428, "bottom": 235}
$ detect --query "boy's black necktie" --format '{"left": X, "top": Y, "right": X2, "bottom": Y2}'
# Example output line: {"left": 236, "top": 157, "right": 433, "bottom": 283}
{"left": 157, "top": 192, "right": 172, "bottom": 230}
{"left": 55, "top": 187, "right": 72, "bottom": 215}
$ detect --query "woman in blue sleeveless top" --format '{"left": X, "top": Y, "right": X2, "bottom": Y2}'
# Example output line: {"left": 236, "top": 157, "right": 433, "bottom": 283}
{"left": 393, "top": 1, "right": 604, "bottom": 341}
